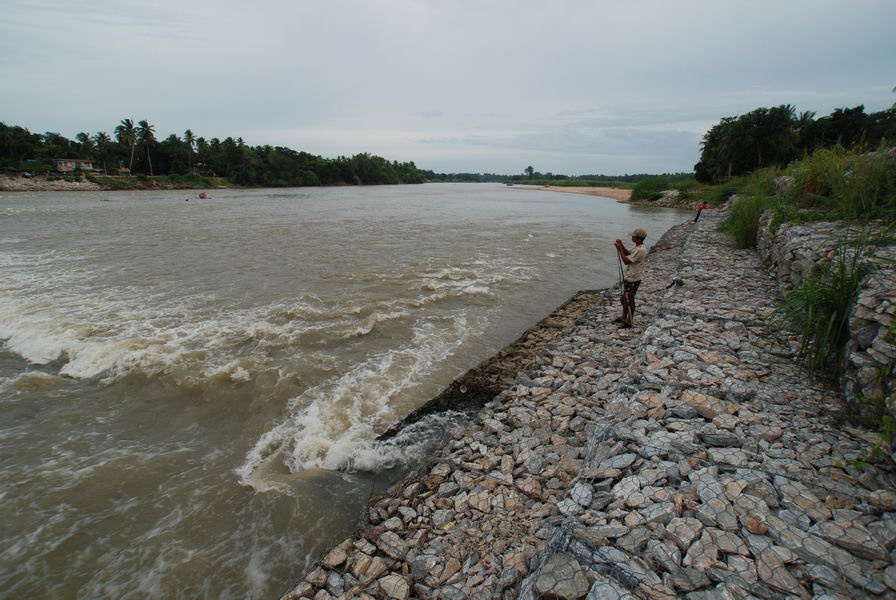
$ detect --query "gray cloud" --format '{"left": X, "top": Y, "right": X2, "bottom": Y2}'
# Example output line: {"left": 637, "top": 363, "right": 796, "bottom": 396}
{"left": 2, "top": 0, "right": 894, "bottom": 174}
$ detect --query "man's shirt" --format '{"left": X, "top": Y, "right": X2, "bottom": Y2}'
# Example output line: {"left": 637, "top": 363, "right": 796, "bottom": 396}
{"left": 625, "top": 244, "right": 647, "bottom": 281}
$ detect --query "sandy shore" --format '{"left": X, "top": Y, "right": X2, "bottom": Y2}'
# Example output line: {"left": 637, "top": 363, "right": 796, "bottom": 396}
{"left": 513, "top": 185, "right": 633, "bottom": 203}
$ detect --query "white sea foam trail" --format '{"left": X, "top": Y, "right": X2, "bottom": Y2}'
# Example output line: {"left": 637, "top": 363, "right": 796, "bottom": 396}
{"left": 238, "top": 314, "right": 473, "bottom": 484}
{"left": 0, "top": 246, "right": 527, "bottom": 390}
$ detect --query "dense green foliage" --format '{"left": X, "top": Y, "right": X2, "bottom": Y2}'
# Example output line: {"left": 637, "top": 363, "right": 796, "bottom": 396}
{"left": 421, "top": 170, "right": 692, "bottom": 185}
{"left": 716, "top": 143, "right": 896, "bottom": 248}
{"left": 695, "top": 104, "right": 896, "bottom": 182}
{"left": 0, "top": 119, "right": 427, "bottom": 187}
{"left": 1, "top": 118, "right": 701, "bottom": 188}
{"left": 508, "top": 171, "right": 692, "bottom": 184}
{"left": 631, "top": 177, "right": 672, "bottom": 201}
{"left": 775, "top": 235, "right": 873, "bottom": 379}
{"left": 785, "top": 145, "right": 896, "bottom": 221}
{"left": 718, "top": 195, "right": 782, "bottom": 248}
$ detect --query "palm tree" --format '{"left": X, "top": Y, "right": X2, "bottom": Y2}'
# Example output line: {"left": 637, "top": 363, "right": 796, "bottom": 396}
{"left": 183, "top": 129, "right": 195, "bottom": 171}
{"left": 137, "top": 120, "right": 156, "bottom": 176}
{"left": 115, "top": 118, "right": 137, "bottom": 172}
{"left": 75, "top": 132, "right": 94, "bottom": 159}
{"left": 93, "top": 132, "right": 112, "bottom": 174}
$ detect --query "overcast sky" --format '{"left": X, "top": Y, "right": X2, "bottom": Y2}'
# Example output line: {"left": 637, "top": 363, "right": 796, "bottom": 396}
{"left": 2, "top": 0, "right": 894, "bottom": 175}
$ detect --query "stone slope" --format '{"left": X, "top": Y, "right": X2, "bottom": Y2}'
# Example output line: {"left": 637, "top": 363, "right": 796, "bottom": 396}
{"left": 281, "top": 209, "right": 895, "bottom": 600}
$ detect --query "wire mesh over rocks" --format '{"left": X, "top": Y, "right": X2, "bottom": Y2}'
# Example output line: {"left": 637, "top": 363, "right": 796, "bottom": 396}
{"left": 281, "top": 212, "right": 896, "bottom": 600}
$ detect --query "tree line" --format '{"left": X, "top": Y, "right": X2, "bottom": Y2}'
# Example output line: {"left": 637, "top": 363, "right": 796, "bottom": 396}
{"left": 0, "top": 118, "right": 427, "bottom": 186}
{"left": 694, "top": 104, "right": 896, "bottom": 182}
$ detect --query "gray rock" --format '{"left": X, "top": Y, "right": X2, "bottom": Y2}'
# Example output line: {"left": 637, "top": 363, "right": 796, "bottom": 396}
{"left": 376, "top": 531, "right": 407, "bottom": 560}
{"left": 807, "top": 564, "right": 843, "bottom": 589}
{"left": 666, "top": 517, "right": 704, "bottom": 550}
{"left": 699, "top": 432, "right": 743, "bottom": 447}
{"left": 585, "top": 577, "right": 636, "bottom": 600}
{"left": 325, "top": 571, "right": 345, "bottom": 597}
{"left": 642, "top": 502, "right": 676, "bottom": 525}
{"left": 647, "top": 539, "right": 682, "bottom": 573}
{"left": 774, "top": 475, "right": 832, "bottom": 522}
{"left": 755, "top": 549, "right": 809, "bottom": 598}
{"left": 707, "top": 447, "right": 751, "bottom": 468}
{"left": 591, "top": 522, "right": 630, "bottom": 539}
{"left": 809, "top": 519, "right": 890, "bottom": 561}
{"left": 869, "top": 518, "right": 896, "bottom": 550}
{"left": 616, "top": 527, "right": 650, "bottom": 554}
{"left": 682, "top": 530, "right": 719, "bottom": 570}
{"left": 696, "top": 498, "right": 740, "bottom": 531}
{"left": 534, "top": 553, "right": 590, "bottom": 600}
{"left": 601, "top": 453, "right": 637, "bottom": 470}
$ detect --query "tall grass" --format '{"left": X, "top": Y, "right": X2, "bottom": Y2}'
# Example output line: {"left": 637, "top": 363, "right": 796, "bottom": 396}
{"left": 786, "top": 145, "right": 896, "bottom": 220}
{"left": 718, "top": 196, "right": 781, "bottom": 248}
{"left": 692, "top": 168, "right": 780, "bottom": 206}
{"left": 775, "top": 234, "right": 872, "bottom": 378}
{"left": 631, "top": 177, "right": 670, "bottom": 201}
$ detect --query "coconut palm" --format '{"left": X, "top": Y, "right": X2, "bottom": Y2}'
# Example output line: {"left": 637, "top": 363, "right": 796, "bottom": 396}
{"left": 75, "top": 132, "right": 94, "bottom": 159}
{"left": 137, "top": 120, "right": 156, "bottom": 176}
{"left": 183, "top": 129, "right": 195, "bottom": 171}
{"left": 93, "top": 132, "right": 112, "bottom": 174}
{"left": 115, "top": 118, "right": 137, "bottom": 172}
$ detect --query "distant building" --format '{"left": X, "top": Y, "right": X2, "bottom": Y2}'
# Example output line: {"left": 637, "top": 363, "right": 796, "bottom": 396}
{"left": 192, "top": 162, "right": 216, "bottom": 176}
{"left": 53, "top": 158, "right": 99, "bottom": 173}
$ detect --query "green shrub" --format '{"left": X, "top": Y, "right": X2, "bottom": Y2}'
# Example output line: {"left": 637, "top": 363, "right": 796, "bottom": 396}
{"left": 833, "top": 150, "right": 896, "bottom": 221}
{"left": 767, "top": 205, "right": 831, "bottom": 234}
{"left": 786, "top": 145, "right": 896, "bottom": 220}
{"left": 775, "top": 233, "right": 872, "bottom": 378}
{"left": 718, "top": 195, "right": 781, "bottom": 248}
{"left": 786, "top": 146, "right": 849, "bottom": 208}
{"left": 703, "top": 176, "right": 750, "bottom": 205}
{"left": 743, "top": 167, "right": 786, "bottom": 196}
{"left": 631, "top": 177, "right": 670, "bottom": 201}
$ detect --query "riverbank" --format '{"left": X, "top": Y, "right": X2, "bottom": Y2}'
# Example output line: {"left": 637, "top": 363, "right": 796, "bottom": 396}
{"left": 0, "top": 174, "right": 104, "bottom": 191}
{"left": 513, "top": 185, "right": 633, "bottom": 203}
{"left": 0, "top": 173, "right": 229, "bottom": 192}
{"left": 280, "top": 208, "right": 895, "bottom": 599}
{"left": 514, "top": 184, "right": 703, "bottom": 211}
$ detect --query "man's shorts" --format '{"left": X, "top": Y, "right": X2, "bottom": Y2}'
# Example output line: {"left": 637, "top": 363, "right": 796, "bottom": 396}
{"left": 623, "top": 280, "right": 641, "bottom": 297}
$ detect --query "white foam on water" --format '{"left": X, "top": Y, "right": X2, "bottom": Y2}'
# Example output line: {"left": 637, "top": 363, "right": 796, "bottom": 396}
{"left": 1, "top": 245, "right": 535, "bottom": 408}
{"left": 238, "top": 313, "right": 474, "bottom": 483}
{"left": 342, "top": 409, "right": 470, "bottom": 472}
{"left": 0, "top": 249, "right": 416, "bottom": 386}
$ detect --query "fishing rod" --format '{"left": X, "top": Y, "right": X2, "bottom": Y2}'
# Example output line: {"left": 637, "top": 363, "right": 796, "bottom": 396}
{"left": 616, "top": 251, "right": 625, "bottom": 286}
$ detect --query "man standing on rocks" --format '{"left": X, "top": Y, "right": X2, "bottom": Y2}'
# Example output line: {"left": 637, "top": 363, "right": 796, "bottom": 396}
{"left": 614, "top": 227, "right": 647, "bottom": 328}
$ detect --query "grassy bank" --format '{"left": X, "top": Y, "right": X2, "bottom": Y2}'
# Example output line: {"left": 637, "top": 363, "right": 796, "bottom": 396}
{"left": 89, "top": 173, "right": 230, "bottom": 190}
{"left": 716, "top": 145, "right": 895, "bottom": 249}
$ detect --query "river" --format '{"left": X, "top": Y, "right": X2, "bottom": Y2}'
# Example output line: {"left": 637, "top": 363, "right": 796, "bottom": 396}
{"left": 0, "top": 183, "right": 689, "bottom": 598}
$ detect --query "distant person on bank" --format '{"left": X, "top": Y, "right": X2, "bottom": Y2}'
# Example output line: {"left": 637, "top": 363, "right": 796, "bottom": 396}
{"left": 614, "top": 228, "right": 647, "bottom": 328}
{"left": 693, "top": 201, "right": 709, "bottom": 223}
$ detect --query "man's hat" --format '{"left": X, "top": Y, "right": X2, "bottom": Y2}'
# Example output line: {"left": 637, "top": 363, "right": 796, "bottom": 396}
{"left": 629, "top": 227, "right": 647, "bottom": 239}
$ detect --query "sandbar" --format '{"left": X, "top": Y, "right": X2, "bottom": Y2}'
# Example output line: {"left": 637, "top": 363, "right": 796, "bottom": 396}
{"left": 513, "top": 185, "right": 632, "bottom": 203}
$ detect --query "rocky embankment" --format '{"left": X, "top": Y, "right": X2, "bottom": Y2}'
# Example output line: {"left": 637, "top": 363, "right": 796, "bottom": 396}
{"left": 0, "top": 174, "right": 228, "bottom": 191}
{"left": 282, "top": 208, "right": 896, "bottom": 600}
{"left": 756, "top": 214, "right": 896, "bottom": 411}
{"left": 0, "top": 174, "right": 103, "bottom": 191}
